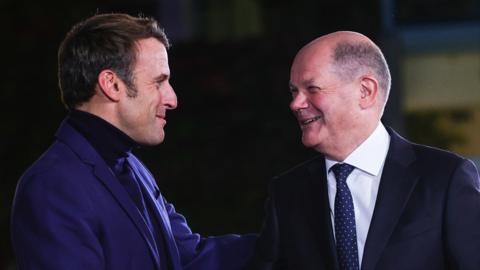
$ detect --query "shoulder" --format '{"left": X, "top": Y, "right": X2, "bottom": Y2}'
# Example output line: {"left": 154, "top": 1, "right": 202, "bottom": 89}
{"left": 402, "top": 135, "right": 471, "bottom": 171}
{"left": 12, "top": 140, "right": 101, "bottom": 228}
{"left": 412, "top": 143, "right": 478, "bottom": 180}
{"left": 270, "top": 155, "right": 325, "bottom": 192}
{"left": 23, "top": 139, "right": 87, "bottom": 175}
{"left": 16, "top": 140, "right": 96, "bottom": 201}
{"left": 412, "top": 142, "right": 467, "bottom": 164}
{"left": 389, "top": 128, "right": 478, "bottom": 178}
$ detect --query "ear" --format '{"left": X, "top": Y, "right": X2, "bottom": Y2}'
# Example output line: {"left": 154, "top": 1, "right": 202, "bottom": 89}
{"left": 97, "top": 69, "right": 122, "bottom": 102}
{"left": 358, "top": 75, "right": 379, "bottom": 109}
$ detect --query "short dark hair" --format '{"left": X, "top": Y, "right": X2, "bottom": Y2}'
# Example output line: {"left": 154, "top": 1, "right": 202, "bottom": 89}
{"left": 58, "top": 13, "right": 169, "bottom": 109}
{"left": 331, "top": 40, "right": 391, "bottom": 102}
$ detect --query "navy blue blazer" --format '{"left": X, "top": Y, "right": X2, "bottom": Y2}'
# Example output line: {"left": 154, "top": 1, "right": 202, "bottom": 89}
{"left": 250, "top": 128, "right": 480, "bottom": 270}
{"left": 11, "top": 120, "right": 256, "bottom": 270}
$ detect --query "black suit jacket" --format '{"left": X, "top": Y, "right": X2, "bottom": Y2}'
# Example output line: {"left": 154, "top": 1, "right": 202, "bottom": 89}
{"left": 250, "top": 128, "right": 480, "bottom": 270}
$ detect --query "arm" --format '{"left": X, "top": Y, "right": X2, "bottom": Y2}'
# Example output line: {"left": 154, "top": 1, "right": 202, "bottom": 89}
{"left": 248, "top": 195, "right": 281, "bottom": 270}
{"left": 11, "top": 168, "right": 104, "bottom": 270}
{"left": 132, "top": 155, "right": 257, "bottom": 270}
{"left": 162, "top": 198, "right": 257, "bottom": 270}
{"left": 247, "top": 180, "right": 287, "bottom": 270}
{"left": 445, "top": 159, "right": 480, "bottom": 269}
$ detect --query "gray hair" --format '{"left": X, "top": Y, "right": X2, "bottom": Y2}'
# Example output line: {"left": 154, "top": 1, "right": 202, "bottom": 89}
{"left": 331, "top": 40, "right": 391, "bottom": 103}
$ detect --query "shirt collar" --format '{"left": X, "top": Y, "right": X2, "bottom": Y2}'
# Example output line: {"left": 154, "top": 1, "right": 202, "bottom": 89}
{"left": 325, "top": 123, "right": 390, "bottom": 176}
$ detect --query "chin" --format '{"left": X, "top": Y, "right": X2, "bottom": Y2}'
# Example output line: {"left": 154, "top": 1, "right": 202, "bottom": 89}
{"left": 149, "top": 127, "right": 165, "bottom": 144}
{"left": 150, "top": 135, "right": 165, "bottom": 145}
{"left": 301, "top": 137, "right": 318, "bottom": 149}
{"left": 138, "top": 133, "right": 165, "bottom": 146}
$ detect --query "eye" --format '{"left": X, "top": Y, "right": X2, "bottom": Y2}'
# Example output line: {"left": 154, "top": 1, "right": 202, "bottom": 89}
{"left": 154, "top": 74, "right": 169, "bottom": 89}
{"left": 154, "top": 79, "right": 168, "bottom": 90}
{"left": 307, "top": 86, "right": 321, "bottom": 93}
{"left": 289, "top": 87, "right": 298, "bottom": 97}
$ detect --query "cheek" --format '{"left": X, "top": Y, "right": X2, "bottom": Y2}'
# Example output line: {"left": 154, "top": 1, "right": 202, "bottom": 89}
{"left": 337, "top": 103, "right": 361, "bottom": 128}
{"left": 308, "top": 97, "right": 326, "bottom": 114}
{"left": 137, "top": 95, "right": 156, "bottom": 114}
{"left": 150, "top": 92, "right": 162, "bottom": 108}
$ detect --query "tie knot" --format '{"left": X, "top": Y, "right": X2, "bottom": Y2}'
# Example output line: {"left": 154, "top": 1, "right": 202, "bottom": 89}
{"left": 331, "top": 163, "right": 355, "bottom": 182}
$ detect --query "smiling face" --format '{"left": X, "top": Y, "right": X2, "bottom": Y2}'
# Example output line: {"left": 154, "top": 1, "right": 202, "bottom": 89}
{"left": 289, "top": 36, "right": 372, "bottom": 160}
{"left": 116, "top": 38, "right": 177, "bottom": 145}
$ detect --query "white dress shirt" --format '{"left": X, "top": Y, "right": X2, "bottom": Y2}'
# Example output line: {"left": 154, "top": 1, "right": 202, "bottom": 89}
{"left": 325, "top": 123, "right": 390, "bottom": 265}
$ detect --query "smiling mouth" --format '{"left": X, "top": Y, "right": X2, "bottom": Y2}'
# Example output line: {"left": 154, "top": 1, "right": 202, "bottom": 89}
{"left": 301, "top": 116, "right": 322, "bottom": 125}
{"left": 156, "top": 115, "right": 166, "bottom": 124}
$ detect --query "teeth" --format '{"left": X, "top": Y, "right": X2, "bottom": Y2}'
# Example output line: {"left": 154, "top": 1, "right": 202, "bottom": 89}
{"left": 303, "top": 119, "right": 315, "bottom": 124}
{"left": 302, "top": 116, "right": 321, "bottom": 125}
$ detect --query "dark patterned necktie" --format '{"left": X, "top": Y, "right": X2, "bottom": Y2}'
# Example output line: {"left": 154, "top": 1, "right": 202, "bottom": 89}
{"left": 331, "top": 163, "right": 359, "bottom": 270}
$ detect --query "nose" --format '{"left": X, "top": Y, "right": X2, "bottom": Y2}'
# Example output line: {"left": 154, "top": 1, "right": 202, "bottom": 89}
{"left": 289, "top": 91, "right": 308, "bottom": 112}
{"left": 164, "top": 82, "right": 178, "bottom": 110}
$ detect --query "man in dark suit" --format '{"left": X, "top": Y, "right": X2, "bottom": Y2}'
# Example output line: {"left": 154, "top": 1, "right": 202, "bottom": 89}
{"left": 11, "top": 13, "right": 255, "bottom": 270}
{"left": 250, "top": 31, "right": 480, "bottom": 270}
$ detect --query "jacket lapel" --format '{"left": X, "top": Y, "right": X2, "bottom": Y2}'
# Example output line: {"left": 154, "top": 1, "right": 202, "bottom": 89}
{"left": 127, "top": 155, "right": 183, "bottom": 270}
{"left": 305, "top": 157, "right": 340, "bottom": 270}
{"left": 55, "top": 120, "right": 162, "bottom": 270}
{"left": 361, "top": 129, "right": 420, "bottom": 270}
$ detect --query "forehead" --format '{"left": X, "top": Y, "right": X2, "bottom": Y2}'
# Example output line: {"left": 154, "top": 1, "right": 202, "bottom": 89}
{"left": 290, "top": 49, "right": 334, "bottom": 86}
{"left": 134, "top": 38, "right": 169, "bottom": 73}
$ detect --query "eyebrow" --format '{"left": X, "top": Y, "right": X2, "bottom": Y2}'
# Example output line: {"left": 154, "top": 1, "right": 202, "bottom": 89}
{"left": 154, "top": 74, "right": 169, "bottom": 82}
{"left": 288, "top": 82, "right": 297, "bottom": 90}
{"left": 289, "top": 79, "right": 316, "bottom": 89}
{"left": 302, "top": 79, "right": 317, "bottom": 86}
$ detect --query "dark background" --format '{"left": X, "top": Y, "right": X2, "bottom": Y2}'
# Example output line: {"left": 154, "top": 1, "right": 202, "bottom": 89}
{"left": 1, "top": 0, "right": 479, "bottom": 268}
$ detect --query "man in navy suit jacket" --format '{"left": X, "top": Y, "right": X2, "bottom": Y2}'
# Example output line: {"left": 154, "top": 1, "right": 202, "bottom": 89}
{"left": 249, "top": 31, "right": 480, "bottom": 269}
{"left": 11, "top": 13, "right": 255, "bottom": 270}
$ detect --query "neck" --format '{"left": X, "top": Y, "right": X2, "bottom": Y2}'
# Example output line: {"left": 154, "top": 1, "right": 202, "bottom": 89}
{"left": 322, "top": 121, "right": 380, "bottom": 161}
{"left": 76, "top": 98, "right": 118, "bottom": 131}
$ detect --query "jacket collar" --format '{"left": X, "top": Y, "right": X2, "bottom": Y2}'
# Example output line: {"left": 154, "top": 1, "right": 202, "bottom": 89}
{"left": 361, "top": 127, "right": 420, "bottom": 270}
{"left": 303, "top": 127, "right": 419, "bottom": 270}
{"left": 55, "top": 119, "right": 166, "bottom": 269}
